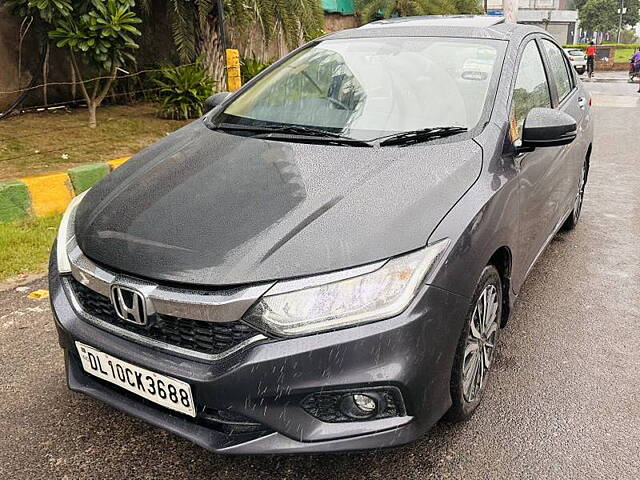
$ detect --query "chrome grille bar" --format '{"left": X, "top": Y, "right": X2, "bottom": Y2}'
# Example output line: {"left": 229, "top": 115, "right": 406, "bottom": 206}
{"left": 67, "top": 237, "right": 275, "bottom": 323}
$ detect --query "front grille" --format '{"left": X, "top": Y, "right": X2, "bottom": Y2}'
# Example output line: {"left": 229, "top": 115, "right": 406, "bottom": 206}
{"left": 68, "top": 278, "right": 260, "bottom": 356}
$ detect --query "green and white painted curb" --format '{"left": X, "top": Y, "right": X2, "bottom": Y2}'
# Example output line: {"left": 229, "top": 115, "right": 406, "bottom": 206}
{"left": 0, "top": 156, "right": 130, "bottom": 223}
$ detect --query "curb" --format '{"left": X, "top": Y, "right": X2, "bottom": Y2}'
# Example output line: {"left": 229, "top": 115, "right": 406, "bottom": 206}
{"left": 0, "top": 181, "right": 31, "bottom": 222}
{"left": 0, "top": 156, "right": 130, "bottom": 224}
{"left": 68, "top": 163, "right": 110, "bottom": 194}
{"left": 582, "top": 77, "right": 633, "bottom": 83}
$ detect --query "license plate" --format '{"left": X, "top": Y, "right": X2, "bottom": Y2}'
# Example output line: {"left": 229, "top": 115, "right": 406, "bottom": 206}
{"left": 75, "top": 342, "right": 196, "bottom": 417}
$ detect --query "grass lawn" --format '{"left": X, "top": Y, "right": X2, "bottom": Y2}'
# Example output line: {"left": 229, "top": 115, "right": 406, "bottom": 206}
{"left": 0, "top": 103, "right": 189, "bottom": 181}
{"left": 614, "top": 48, "right": 635, "bottom": 63}
{"left": 0, "top": 215, "right": 61, "bottom": 282}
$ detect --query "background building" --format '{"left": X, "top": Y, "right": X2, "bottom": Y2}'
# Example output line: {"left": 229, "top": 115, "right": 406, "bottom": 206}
{"left": 487, "top": 0, "right": 579, "bottom": 44}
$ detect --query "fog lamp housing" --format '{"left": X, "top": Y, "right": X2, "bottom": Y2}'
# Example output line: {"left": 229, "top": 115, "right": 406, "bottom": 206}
{"left": 301, "top": 387, "right": 405, "bottom": 423}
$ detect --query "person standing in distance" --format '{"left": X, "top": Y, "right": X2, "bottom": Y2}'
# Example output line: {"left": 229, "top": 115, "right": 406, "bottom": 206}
{"left": 586, "top": 42, "right": 597, "bottom": 78}
{"left": 632, "top": 48, "right": 640, "bottom": 93}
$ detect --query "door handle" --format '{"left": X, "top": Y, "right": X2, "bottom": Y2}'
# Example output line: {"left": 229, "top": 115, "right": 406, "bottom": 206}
{"left": 577, "top": 96, "right": 587, "bottom": 109}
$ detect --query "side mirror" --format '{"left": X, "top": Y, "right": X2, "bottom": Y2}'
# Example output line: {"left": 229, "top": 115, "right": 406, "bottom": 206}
{"left": 204, "top": 92, "right": 230, "bottom": 113}
{"left": 519, "top": 107, "right": 577, "bottom": 151}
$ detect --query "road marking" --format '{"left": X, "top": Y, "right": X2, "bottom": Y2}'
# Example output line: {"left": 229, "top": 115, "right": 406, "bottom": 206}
{"left": 591, "top": 94, "right": 640, "bottom": 108}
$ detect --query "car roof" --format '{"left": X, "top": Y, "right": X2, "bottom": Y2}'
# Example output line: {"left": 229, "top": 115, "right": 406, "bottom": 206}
{"left": 323, "top": 15, "right": 547, "bottom": 42}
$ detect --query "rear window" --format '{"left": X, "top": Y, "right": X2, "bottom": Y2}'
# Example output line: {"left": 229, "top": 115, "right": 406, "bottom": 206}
{"left": 568, "top": 50, "right": 584, "bottom": 56}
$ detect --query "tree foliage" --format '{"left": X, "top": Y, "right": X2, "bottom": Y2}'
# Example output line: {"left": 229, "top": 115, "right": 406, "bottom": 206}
{"left": 579, "top": 0, "right": 640, "bottom": 33}
{"left": 49, "top": 0, "right": 141, "bottom": 71}
{"left": 619, "top": 28, "right": 639, "bottom": 44}
{"left": 355, "top": 0, "right": 483, "bottom": 21}
{"left": 7, "top": 0, "right": 142, "bottom": 127}
{"left": 453, "top": 0, "right": 484, "bottom": 14}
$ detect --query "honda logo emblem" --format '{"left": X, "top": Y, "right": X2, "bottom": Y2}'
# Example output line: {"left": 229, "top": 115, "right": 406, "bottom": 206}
{"left": 110, "top": 285, "right": 147, "bottom": 326}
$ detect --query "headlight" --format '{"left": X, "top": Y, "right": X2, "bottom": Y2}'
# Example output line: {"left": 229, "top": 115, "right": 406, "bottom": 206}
{"left": 244, "top": 239, "right": 449, "bottom": 337}
{"left": 56, "top": 191, "right": 88, "bottom": 273}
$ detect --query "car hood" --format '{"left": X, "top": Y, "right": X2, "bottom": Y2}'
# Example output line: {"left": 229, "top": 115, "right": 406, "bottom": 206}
{"left": 75, "top": 120, "right": 481, "bottom": 286}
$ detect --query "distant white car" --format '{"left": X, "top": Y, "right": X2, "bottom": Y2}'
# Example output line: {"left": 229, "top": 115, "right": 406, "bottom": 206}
{"left": 564, "top": 48, "right": 587, "bottom": 75}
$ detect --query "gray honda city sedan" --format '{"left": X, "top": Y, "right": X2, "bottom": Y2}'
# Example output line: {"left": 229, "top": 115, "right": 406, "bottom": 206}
{"left": 49, "top": 16, "right": 593, "bottom": 454}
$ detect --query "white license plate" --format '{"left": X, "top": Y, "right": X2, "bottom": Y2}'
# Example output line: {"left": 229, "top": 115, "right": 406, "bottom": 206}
{"left": 75, "top": 342, "right": 196, "bottom": 417}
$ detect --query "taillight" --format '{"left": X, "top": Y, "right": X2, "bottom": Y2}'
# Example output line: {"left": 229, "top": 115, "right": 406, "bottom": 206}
{"left": 569, "top": 57, "right": 574, "bottom": 61}
{"left": 588, "top": 97, "right": 592, "bottom": 106}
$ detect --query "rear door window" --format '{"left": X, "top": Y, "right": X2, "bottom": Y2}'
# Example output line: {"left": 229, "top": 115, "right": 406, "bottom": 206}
{"left": 543, "top": 40, "right": 574, "bottom": 102}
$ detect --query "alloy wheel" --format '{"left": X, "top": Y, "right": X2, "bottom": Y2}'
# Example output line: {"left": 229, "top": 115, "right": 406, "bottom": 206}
{"left": 462, "top": 284, "right": 500, "bottom": 403}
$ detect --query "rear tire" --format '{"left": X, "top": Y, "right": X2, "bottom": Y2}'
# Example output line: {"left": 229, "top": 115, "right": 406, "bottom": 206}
{"left": 445, "top": 266, "right": 502, "bottom": 422}
{"left": 563, "top": 159, "right": 588, "bottom": 231}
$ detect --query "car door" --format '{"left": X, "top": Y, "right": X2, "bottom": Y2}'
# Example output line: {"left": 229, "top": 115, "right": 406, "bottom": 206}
{"left": 509, "top": 37, "right": 567, "bottom": 284}
{"left": 540, "top": 38, "right": 586, "bottom": 217}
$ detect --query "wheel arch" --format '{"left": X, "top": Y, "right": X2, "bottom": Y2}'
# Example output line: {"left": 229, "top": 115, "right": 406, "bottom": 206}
{"left": 585, "top": 143, "right": 592, "bottom": 176}
{"left": 487, "top": 246, "right": 513, "bottom": 327}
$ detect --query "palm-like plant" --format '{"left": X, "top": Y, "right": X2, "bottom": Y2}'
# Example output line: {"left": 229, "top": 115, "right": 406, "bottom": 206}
{"left": 230, "top": 0, "right": 324, "bottom": 48}
{"left": 240, "top": 57, "right": 272, "bottom": 83}
{"left": 138, "top": 0, "right": 324, "bottom": 64}
{"left": 155, "top": 61, "right": 215, "bottom": 119}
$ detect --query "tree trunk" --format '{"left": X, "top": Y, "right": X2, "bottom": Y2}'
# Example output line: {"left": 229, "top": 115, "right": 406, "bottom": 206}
{"left": 201, "top": 18, "right": 225, "bottom": 88}
{"left": 43, "top": 43, "right": 50, "bottom": 107}
{"left": 70, "top": 58, "right": 76, "bottom": 99}
{"left": 88, "top": 102, "right": 97, "bottom": 128}
{"left": 69, "top": 50, "right": 118, "bottom": 128}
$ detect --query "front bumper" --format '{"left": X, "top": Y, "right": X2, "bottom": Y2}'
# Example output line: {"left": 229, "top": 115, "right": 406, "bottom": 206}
{"left": 49, "top": 255, "right": 468, "bottom": 454}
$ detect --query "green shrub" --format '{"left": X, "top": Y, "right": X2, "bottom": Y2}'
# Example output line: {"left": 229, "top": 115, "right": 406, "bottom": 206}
{"left": 155, "top": 62, "right": 215, "bottom": 120}
{"left": 241, "top": 57, "right": 273, "bottom": 84}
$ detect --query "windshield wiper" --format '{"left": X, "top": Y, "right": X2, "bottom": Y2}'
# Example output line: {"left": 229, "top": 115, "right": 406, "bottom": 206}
{"left": 212, "top": 123, "right": 372, "bottom": 147}
{"left": 377, "top": 126, "right": 468, "bottom": 147}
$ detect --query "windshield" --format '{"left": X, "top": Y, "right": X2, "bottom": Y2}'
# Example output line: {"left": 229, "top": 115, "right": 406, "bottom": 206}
{"left": 215, "top": 37, "right": 505, "bottom": 141}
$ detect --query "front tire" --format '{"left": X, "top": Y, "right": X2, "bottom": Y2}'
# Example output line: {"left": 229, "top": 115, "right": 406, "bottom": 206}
{"left": 446, "top": 266, "right": 502, "bottom": 422}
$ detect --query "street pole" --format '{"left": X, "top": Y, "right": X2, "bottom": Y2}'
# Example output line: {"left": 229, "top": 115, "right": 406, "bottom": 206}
{"left": 215, "top": 0, "right": 228, "bottom": 88}
{"left": 216, "top": 0, "right": 227, "bottom": 53}
{"left": 616, "top": 0, "right": 625, "bottom": 43}
{"left": 503, "top": 0, "right": 519, "bottom": 23}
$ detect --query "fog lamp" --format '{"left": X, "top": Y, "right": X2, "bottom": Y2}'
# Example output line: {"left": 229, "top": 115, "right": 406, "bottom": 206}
{"left": 340, "top": 393, "right": 382, "bottom": 419}
{"left": 353, "top": 394, "right": 377, "bottom": 413}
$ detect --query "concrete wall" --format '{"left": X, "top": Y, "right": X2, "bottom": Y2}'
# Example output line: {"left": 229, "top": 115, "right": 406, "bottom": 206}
{"left": 0, "top": 7, "right": 34, "bottom": 110}
{"left": 324, "top": 13, "right": 359, "bottom": 32}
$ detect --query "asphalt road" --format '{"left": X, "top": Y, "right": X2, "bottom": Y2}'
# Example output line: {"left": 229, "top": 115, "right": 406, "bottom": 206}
{"left": 1, "top": 79, "right": 639, "bottom": 480}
